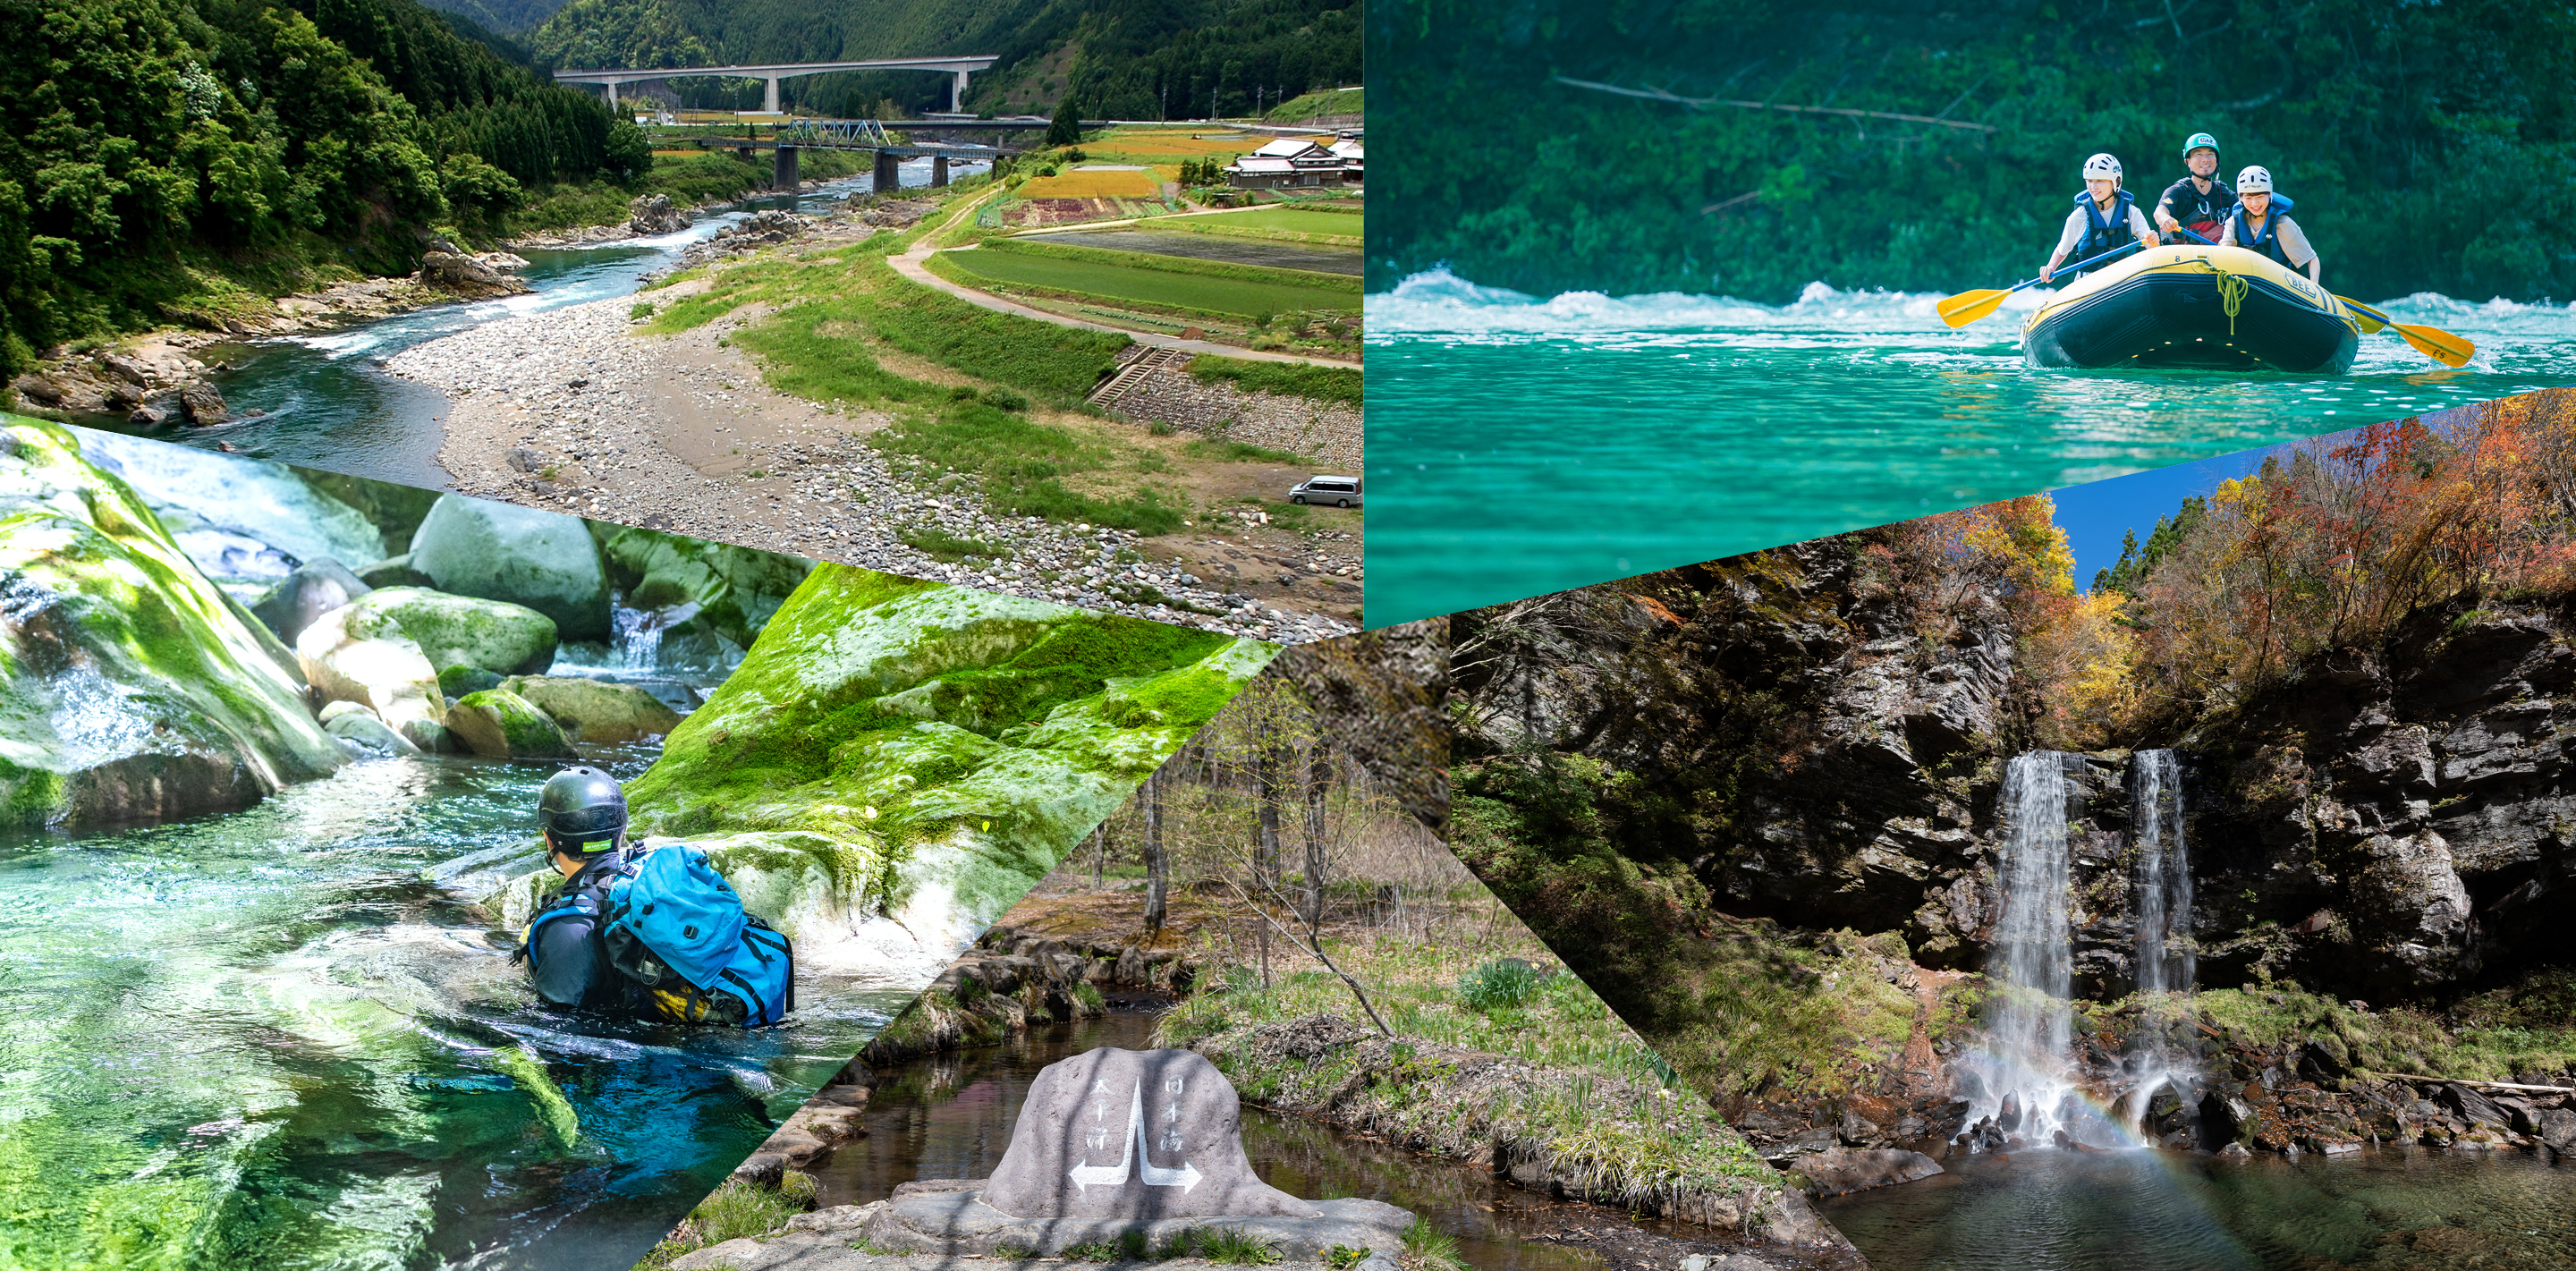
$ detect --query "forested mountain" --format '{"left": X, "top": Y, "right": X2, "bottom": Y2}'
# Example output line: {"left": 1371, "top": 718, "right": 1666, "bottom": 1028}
{"left": 2, "top": 0, "right": 648, "bottom": 371}
{"left": 1372, "top": 0, "right": 2576, "bottom": 302}
{"left": 418, "top": 0, "right": 572, "bottom": 35}
{"left": 526, "top": 0, "right": 1359, "bottom": 120}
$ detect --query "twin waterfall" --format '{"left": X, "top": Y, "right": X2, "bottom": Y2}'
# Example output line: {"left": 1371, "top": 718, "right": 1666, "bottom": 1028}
{"left": 1958, "top": 749, "right": 2196, "bottom": 1152}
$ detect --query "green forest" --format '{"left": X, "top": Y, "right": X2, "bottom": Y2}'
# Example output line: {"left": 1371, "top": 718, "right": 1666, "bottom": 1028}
{"left": 524, "top": 0, "right": 1359, "bottom": 121}
{"left": 1370, "top": 0, "right": 2576, "bottom": 303}
{"left": 1, "top": 0, "right": 650, "bottom": 372}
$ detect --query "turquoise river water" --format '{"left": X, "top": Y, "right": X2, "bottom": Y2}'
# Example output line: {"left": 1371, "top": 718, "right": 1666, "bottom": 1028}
{"left": 1363, "top": 268, "right": 2576, "bottom": 623}
{"left": 0, "top": 649, "right": 915, "bottom": 1270}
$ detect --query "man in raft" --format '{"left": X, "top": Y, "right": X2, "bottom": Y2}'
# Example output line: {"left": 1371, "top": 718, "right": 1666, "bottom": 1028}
{"left": 2153, "top": 131, "right": 2236, "bottom": 245}
{"left": 2217, "top": 165, "right": 2323, "bottom": 284}
{"left": 2040, "top": 153, "right": 2158, "bottom": 284}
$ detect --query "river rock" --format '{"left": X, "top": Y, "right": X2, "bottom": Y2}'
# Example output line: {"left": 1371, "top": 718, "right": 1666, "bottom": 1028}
{"left": 446, "top": 689, "right": 575, "bottom": 758}
{"left": 178, "top": 381, "right": 229, "bottom": 426}
{"left": 70, "top": 428, "right": 388, "bottom": 589}
{"left": 250, "top": 560, "right": 373, "bottom": 647}
{"left": 497, "top": 674, "right": 682, "bottom": 742}
{"left": 0, "top": 419, "right": 348, "bottom": 822}
{"left": 417, "top": 250, "right": 531, "bottom": 299}
{"left": 359, "top": 553, "right": 436, "bottom": 589}
{"left": 1789, "top": 1147, "right": 1943, "bottom": 1197}
{"left": 294, "top": 602, "right": 449, "bottom": 750}
{"left": 981, "top": 1046, "right": 1313, "bottom": 1220}
{"left": 343, "top": 586, "right": 559, "bottom": 679}
{"left": 318, "top": 701, "right": 423, "bottom": 756}
{"left": 597, "top": 524, "right": 814, "bottom": 650}
{"left": 630, "top": 193, "right": 689, "bottom": 234}
{"left": 407, "top": 496, "right": 612, "bottom": 640}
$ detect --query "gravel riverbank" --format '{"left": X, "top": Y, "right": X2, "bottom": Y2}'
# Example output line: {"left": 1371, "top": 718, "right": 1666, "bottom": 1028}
{"left": 388, "top": 293, "right": 1355, "bottom": 643}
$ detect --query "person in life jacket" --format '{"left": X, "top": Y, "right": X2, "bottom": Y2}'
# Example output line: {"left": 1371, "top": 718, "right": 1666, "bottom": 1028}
{"left": 2217, "top": 165, "right": 2322, "bottom": 284}
{"left": 2153, "top": 131, "right": 2237, "bottom": 245}
{"left": 2043, "top": 153, "right": 2159, "bottom": 284}
{"left": 513, "top": 766, "right": 795, "bottom": 1026}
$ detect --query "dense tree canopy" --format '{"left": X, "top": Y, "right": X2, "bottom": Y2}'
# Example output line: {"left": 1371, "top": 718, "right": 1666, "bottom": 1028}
{"left": 1372, "top": 0, "right": 2576, "bottom": 301}
{"left": 0, "top": 0, "right": 648, "bottom": 369}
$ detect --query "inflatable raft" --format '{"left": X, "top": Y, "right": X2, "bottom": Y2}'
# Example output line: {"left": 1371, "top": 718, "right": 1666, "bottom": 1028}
{"left": 2021, "top": 244, "right": 2360, "bottom": 373}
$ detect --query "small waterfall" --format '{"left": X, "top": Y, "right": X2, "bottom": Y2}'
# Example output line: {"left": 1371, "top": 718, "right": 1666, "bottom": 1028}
{"left": 1960, "top": 751, "right": 2080, "bottom": 1148}
{"left": 611, "top": 606, "right": 665, "bottom": 671}
{"left": 2123, "top": 748, "right": 2201, "bottom": 1140}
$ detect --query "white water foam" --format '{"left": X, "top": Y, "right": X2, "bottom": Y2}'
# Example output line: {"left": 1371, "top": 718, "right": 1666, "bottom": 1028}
{"left": 1957, "top": 751, "right": 2097, "bottom": 1148}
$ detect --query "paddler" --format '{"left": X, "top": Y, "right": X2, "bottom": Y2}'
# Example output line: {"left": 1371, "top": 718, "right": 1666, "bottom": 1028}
{"left": 2041, "top": 153, "right": 2159, "bottom": 284}
{"left": 2153, "top": 132, "right": 2236, "bottom": 245}
{"left": 2217, "top": 165, "right": 2322, "bottom": 284}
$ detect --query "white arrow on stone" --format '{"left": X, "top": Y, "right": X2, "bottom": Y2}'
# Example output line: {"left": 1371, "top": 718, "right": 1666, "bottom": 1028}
{"left": 1068, "top": 1080, "right": 1202, "bottom": 1193}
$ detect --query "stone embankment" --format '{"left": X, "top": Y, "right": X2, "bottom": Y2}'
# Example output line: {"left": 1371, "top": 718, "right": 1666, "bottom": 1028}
{"left": 1090, "top": 346, "right": 1360, "bottom": 474}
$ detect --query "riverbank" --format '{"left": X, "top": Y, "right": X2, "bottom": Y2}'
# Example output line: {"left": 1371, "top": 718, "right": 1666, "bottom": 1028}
{"left": 391, "top": 182, "right": 1360, "bottom": 643}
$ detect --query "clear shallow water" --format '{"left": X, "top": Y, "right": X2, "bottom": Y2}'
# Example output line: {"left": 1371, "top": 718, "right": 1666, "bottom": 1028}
{"left": 1821, "top": 1145, "right": 2576, "bottom": 1270}
{"left": 82, "top": 166, "right": 951, "bottom": 492}
{"left": 0, "top": 741, "right": 913, "bottom": 1270}
{"left": 815, "top": 1012, "right": 1597, "bottom": 1271}
{"left": 1362, "top": 267, "right": 2576, "bottom": 623}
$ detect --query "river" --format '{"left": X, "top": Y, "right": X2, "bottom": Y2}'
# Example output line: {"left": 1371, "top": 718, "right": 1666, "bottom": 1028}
{"left": 0, "top": 641, "right": 919, "bottom": 1271}
{"left": 82, "top": 160, "right": 983, "bottom": 494}
{"left": 1360, "top": 267, "right": 2576, "bottom": 624}
{"left": 817, "top": 1011, "right": 1614, "bottom": 1270}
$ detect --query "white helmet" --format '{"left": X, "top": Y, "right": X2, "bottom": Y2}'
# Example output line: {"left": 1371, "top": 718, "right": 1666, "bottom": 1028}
{"left": 2082, "top": 153, "right": 2123, "bottom": 181}
{"left": 2235, "top": 165, "right": 2274, "bottom": 193}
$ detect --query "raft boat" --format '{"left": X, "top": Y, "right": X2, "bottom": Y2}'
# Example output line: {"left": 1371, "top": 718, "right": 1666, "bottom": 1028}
{"left": 2021, "top": 244, "right": 2360, "bottom": 373}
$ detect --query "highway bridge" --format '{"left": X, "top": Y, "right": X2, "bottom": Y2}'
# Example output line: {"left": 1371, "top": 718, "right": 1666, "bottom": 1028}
{"left": 553, "top": 55, "right": 998, "bottom": 114}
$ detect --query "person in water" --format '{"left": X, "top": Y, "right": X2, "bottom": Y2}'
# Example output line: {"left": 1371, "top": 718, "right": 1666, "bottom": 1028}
{"left": 518, "top": 766, "right": 648, "bottom": 1013}
{"left": 2042, "top": 153, "right": 2159, "bottom": 284}
{"left": 2217, "top": 165, "right": 2322, "bottom": 283}
{"left": 2153, "top": 131, "right": 2236, "bottom": 245}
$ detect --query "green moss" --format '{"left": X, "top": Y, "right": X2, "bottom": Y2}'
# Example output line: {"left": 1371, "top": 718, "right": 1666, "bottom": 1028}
{"left": 596, "top": 524, "right": 814, "bottom": 648}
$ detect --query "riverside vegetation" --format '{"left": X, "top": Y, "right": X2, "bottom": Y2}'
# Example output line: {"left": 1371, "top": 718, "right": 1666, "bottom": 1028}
{"left": 1449, "top": 388, "right": 2576, "bottom": 1167}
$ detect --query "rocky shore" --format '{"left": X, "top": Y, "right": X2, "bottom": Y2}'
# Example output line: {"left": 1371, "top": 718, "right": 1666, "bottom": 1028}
{"left": 391, "top": 293, "right": 1355, "bottom": 644}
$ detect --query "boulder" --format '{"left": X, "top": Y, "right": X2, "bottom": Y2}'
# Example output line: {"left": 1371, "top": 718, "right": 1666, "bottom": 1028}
{"left": 318, "top": 701, "right": 423, "bottom": 756}
{"left": 250, "top": 560, "right": 372, "bottom": 647}
{"left": 407, "top": 496, "right": 612, "bottom": 640}
{"left": 440, "top": 665, "right": 504, "bottom": 697}
{"left": 497, "top": 674, "right": 683, "bottom": 742}
{"left": 70, "top": 428, "right": 387, "bottom": 589}
{"left": 445, "top": 689, "right": 574, "bottom": 758}
{"left": 178, "top": 381, "right": 229, "bottom": 426}
{"left": 981, "top": 1046, "right": 1314, "bottom": 1220}
{"left": 359, "top": 553, "right": 436, "bottom": 589}
{"left": 858, "top": 1190, "right": 1411, "bottom": 1263}
{"left": 0, "top": 419, "right": 346, "bottom": 823}
{"left": 294, "top": 603, "right": 448, "bottom": 750}
{"left": 597, "top": 524, "right": 814, "bottom": 650}
{"left": 1789, "top": 1148, "right": 1942, "bottom": 1197}
{"left": 630, "top": 193, "right": 690, "bottom": 234}
{"left": 343, "top": 586, "right": 559, "bottom": 679}
{"left": 417, "top": 250, "right": 531, "bottom": 299}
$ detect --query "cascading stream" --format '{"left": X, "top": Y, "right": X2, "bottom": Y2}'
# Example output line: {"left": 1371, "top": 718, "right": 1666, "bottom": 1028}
{"left": 1960, "top": 750, "right": 2080, "bottom": 1148}
{"left": 2123, "top": 748, "right": 2202, "bottom": 1140}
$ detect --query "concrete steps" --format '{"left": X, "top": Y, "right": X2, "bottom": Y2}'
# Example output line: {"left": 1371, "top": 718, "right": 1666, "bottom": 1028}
{"left": 1086, "top": 344, "right": 1191, "bottom": 411}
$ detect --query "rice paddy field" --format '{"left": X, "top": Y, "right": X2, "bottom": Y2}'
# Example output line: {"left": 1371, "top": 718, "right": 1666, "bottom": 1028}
{"left": 1017, "top": 166, "right": 1166, "bottom": 199}
{"left": 930, "top": 241, "right": 1360, "bottom": 319}
{"left": 1168, "top": 206, "right": 1363, "bottom": 246}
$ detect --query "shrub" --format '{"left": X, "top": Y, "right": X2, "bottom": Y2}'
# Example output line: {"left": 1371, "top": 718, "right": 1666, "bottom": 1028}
{"left": 1459, "top": 959, "right": 1545, "bottom": 1012}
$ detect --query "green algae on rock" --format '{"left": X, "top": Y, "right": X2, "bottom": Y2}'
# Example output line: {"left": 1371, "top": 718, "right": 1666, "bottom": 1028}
{"left": 408, "top": 496, "right": 613, "bottom": 641}
{"left": 0, "top": 417, "right": 345, "bottom": 824}
{"left": 487, "top": 565, "right": 1281, "bottom": 972}
{"left": 348, "top": 586, "right": 560, "bottom": 681}
{"left": 597, "top": 523, "right": 815, "bottom": 650}
{"left": 499, "top": 674, "right": 682, "bottom": 742}
{"left": 449, "top": 688, "right": 577, "bottom": 758}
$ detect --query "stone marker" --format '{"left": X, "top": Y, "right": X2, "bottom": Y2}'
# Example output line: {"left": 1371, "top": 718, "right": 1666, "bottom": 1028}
{"left": 980, "top": 1046, "right": 1318, "bottom": 1220}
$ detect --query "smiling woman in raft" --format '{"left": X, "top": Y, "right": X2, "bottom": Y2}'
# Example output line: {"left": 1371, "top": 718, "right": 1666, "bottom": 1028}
{"left": 2040, "top": 153, "right": 2160, "bottom": 284}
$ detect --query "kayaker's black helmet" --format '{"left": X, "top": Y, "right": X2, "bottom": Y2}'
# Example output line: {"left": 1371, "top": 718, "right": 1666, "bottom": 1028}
{"left": 539, "top": 767, "right": 627, "bottom": 858}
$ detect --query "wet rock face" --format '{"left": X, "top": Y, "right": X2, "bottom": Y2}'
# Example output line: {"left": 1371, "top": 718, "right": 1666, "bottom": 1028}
{"left": 979, "top": 1046, "right": 1318, "bottom": 1220}
{"left": 406, "top": 496, "right": 612, "bottom": 641}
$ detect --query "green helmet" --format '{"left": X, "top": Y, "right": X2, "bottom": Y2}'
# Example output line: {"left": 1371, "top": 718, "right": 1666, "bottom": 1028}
{"left": 538, "top": 766, "right": 627, "bottom": 856}
{"left": 2182, "top": 131, "right": 2220, "bottom": 160}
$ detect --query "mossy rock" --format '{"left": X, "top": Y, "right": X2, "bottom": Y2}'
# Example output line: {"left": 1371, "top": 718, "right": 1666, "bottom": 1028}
{"left": 407, "top": 496, "right": 612, "bottom": 640}
{"left": 529, "top": 565, "right": 1281, "bottom": 964}
{"left": 69, "top": 426, "right": 387, "bottom": 586}
{"left": 294, "top": 601, "right": 450, "bottom": 750}
{"left": 0, "top": 416, "right": 346, "bottom": 824}
{"left": 348, "top": 586, "right": 559, "bottom": 679}
{"left": 447, "top": 688, "right": 576, "bottom": 758}
{"left": 499, "top": 674, "right": 683, "bottom": 742}
{"left": 596, "top": 524, "right": 814, "bottom": 649}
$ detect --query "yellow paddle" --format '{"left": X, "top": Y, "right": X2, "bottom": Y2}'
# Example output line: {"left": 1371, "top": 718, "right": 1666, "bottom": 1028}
{"left": 1937, "top": 242, "right": 2143, "bottom": 328}
{"left": 2334, "top": 296, "right": 2477, "bottom": 368}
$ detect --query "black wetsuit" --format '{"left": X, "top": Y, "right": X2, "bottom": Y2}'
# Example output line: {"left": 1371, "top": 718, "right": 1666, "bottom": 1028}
{"left": 522, "top": 853, "right": 649, "bottom": 1013}
{"left": 2157, "top": 175, "right": 2236, "bottom": 244}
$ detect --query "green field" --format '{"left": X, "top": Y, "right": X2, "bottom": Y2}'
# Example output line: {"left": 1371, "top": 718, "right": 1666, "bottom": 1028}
{"left": 1167, "top": 207, "right": 1362, "bottom": 246}
{"left": 934, "top": 246, "right": 1360, "bottom": 319}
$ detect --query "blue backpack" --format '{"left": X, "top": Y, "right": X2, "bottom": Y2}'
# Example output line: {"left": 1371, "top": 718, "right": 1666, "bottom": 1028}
{"left": 552, "top": 845, "right": 796, "bottom": 1026}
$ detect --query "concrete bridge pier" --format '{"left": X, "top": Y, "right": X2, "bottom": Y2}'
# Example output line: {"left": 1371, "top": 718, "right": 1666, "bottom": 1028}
{"left": 763, "top": 77, "right": 783, "bottom": 113}
{"left": 951, "top": 71, "right": 970, "bottom": 113}
{"left": 775, "top": 145, "right": 799, "bottom": 190}
{"left": 874, "top": 149, "right": 901, "bottom": 193}
{"left": 606, "top": 80, "right": 620, "bottom": 108}
{"left": 931, "top": 156, "right": 950, "bottom": 187}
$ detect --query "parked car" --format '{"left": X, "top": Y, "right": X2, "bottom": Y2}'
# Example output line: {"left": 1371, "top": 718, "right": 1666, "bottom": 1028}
{"left": 1290, "top": 475, "right": 1361, "bottom": 507}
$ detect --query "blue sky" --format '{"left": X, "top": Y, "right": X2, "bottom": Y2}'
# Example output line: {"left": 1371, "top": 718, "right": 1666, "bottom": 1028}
{"left": 2052, "top": 438, "right": 2327, "bottom": 591}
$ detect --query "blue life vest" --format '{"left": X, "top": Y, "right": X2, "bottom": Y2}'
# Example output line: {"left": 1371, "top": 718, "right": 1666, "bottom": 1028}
{"left": 2073, "top": 189, "right": 2139, "bottom": 260}
{"left": 524, "top": 843, "right": 796, "bottom": 1026}
{"left": 2227, "top": 202, "right": 2296, "bottom": 268}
